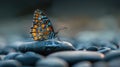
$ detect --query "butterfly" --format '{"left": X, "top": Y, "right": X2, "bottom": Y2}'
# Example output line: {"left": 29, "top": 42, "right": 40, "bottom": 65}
{"left": 30, "top": 9, "right": 58, "bottom": 41}
{"left": 30, "top": 9, "right": 67, "bottom": 41}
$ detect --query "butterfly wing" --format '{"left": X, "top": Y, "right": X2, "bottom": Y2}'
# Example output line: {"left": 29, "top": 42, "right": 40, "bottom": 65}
{"left": 31, "top": 9, "right": 56, "bottom": 41}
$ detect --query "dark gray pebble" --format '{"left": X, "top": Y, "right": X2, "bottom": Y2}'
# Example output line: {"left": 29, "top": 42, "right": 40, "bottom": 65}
{"left": 108, "top": 58, "right": 120, "bottom": 67}
{"left": 93, "top": 61, "right": 107, "bottom": 67}
{"left": 15, "top": 52, "right": 44, "bottom": 66}
{"left": 72, "top": 61, "right": 92, "bottom": 67}
{"left": 0, "top": 60, "right": 22, "bottom": 67}
{"left": 104, "top": 50, "right": 120, "bottom": 61}
{"left": 98, "top": 47, "right": 111, "bottom": 54}
{"left": 36, "top": 57, "right": 68, "bottom": 67}
{"left": 18, "top": 40, "right": 75, "bottom": 55}
{"left": 86, "top": 46, "right": 98, "bottom": 51}
{"left": 47, "top": 51, "right": 104, "bottom": 65}
{"left": 91, "top": 40, "right": 118, "bottom": 50}
{"left": 4, "top": 52, "right": 22, "bottom": 60}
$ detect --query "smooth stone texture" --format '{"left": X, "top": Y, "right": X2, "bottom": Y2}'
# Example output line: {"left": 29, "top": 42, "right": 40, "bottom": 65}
{"left": 0, "top": 47, "right": 17, "bottom": 55}
{"left": 0, "top": 48, "right": 9, "bottom": 55}
{"left": 110, "top": 38, "right": 119, "bottom": 49}
{"left": 108, "top": 58, "right": 120, "bottom": 67}
{"left": 98, "top": 47, "right": 111, "bottom": 54}
{"left": 91, "top": 40, "right": 118, "bottom": 50}
{"left": 15, "top": 52, "right": 44, "bottom": 66}
{"left": 4, "top": 52, "right": 22, "bottom": 60}
{"left": 86, "top": 46, "right": 98, "bottom": 51}
{"left": 72, "top": 61, "right": 92, "bottom": 67}
{"left": 93, "top": 61, "right": 107, "bottom": 67}
{"left": 0, "top": 60, "right": 22, "bottom": 67}
{"left": 58, "top": 37, "right": 79, "bottom": 48}
{"left": 36, "top": 58, "right": 68, "bottom": 67}
{"left": 48, "top": 51, "right": 104, "bottom": 65}
{"left": 104, "top": 50, "right": 120, "bottom": 61}
{"left": 18, "top": 40, "right": 75, "bottom": 55}
{"left": 76, "top": 41, "right": 92, "bottom": 50}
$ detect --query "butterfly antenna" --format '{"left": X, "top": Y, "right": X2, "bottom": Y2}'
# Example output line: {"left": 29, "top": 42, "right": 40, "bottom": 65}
{"left": 55, "top": 27, "right": 68, "bottom": 41}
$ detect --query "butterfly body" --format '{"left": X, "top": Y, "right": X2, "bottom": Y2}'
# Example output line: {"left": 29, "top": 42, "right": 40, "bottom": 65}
{"left": 31, "top": 9, "right": 56, "bottom": 41}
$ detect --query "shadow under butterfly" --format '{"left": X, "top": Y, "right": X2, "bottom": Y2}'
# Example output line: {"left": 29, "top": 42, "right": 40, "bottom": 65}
{"left": 30, "top": 9, "right": 67, "bottom": 41}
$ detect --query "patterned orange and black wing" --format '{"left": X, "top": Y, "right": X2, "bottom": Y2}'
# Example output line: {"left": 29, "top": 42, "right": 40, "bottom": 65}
{"left": 31, "top": 9, "right": 56, "bottom": 41}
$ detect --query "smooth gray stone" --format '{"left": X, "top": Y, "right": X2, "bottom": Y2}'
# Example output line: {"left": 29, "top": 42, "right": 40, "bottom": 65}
{"left": 15, "top": 52, "right": 44, "bottom": 66}
{"left": 104, "top": 50, "right": 120, "bottom": 61}
{"left": 98, "top": 47, "right": 111, "bottom": 54}
{"left": 72, "top": 61, "right": 92, "bottom": 67}
{"left": 18, "top": 40, "right": 75, "bottom": 55}
{"left": 48, "top": 51, "right": 104, "bottom": 65}
{"left": 0, "top": 60, "right": 22, "bottom": 67}
{"left": 86, "top": 46, "right": 98, "bottom": 51}
{"left": 93, "top": 61, "right": 107, "bottom": 67}
{"left": 108, "top": 58, "right": 120, "bottom": 67}
{"left": 4, "top": 52, "right": 22, "bottom": 60}
{"left": 36, "top": 58, "right": 68, "bottom": 67}
{"left": 91, "top": 40, "right": 118, "bottom": 50}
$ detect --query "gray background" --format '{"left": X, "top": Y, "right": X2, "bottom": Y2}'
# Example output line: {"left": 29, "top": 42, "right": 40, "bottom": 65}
{"left": 0, "top": 0, "right": 120, "bottom": 46}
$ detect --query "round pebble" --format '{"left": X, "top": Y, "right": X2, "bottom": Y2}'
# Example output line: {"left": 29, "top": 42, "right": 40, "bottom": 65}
{"left": 91, "top": 40, "right": 118, "bottom": 50}
{"left": 93, "top": 61, "right": 107, "bottom": 67}
{"left": 36, "top": 57, "right": 68, "bottom": 67}
{"left": 98, "top": 47, "right": 111, "bottom": 54}
{"left": 15, "top": 52, "right": 44, "bottom": 66}
{"left": 18, "top": 40, "right": 75, "bottom": 55}
{"left": 86, "top": 46, "right": 98, "bottom": 51}
{"left": 4, "top": 52, "right": 22, "bottom": 60}
{"left": 108, "top": 58, "right": 120, "bottom": 67}
{"left": 104, "top": 50, "right": 120, "bottom": 61}
{"left": 72, "top": 61, "right": 92, "bottom": 67}
{"left": 0, "top": 60, "right": 22, "bottom": 67}
{"left": 48, "top": 51, "right": 104, "bottom": 65}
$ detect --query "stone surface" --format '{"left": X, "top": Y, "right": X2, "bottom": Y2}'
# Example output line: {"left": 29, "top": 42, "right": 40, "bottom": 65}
{"left": 0, "top": 60, "right": 22, "bottom": 67}
{"left": 15, "top": 52, "right": 44, "bottom": 66}
{"left": 36, "top": 57, "right": 68, "bottom": 67}
{"left": 98, "top": 47, "right": 111, "bottom": 54}
{"left": 90, "top": 40, "right": 118, "bottom": 50}
{"left": 72, "top": 61, "right": 92, "bottom": 67}
{"left": 18, "top": 40, "right": 75, "bottom": 55}
{"left": 86, "top": 46, "right": 98, "bottom": 51}
{"left": 108, "top": 58, "right": 120, "bottom": 67}
{"left": 48, "top": 51, "right": 104, "bottom": 65}
{"left": 4, "top": 52, "right": 22, "bottom": 60}
{"left": 104, "top": 50, "right": 120, "bottom": 61}
{"left": 93, "top": 61, "right": 107, "bottom": 67}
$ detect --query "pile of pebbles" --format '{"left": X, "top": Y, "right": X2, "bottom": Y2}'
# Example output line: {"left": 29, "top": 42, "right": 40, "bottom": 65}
{"left": 0, "top": 39, "right": 120, "bottom": 67}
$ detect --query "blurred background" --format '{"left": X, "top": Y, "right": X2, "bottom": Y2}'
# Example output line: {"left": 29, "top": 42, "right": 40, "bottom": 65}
{"left": 0, "top": 0, "right": 120, "bottom": 47}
